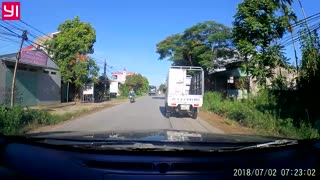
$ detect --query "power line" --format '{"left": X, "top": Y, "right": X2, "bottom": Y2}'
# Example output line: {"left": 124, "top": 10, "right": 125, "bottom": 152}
{"left": 1, "top": 21, "right": 24, "bottom": 31}
{"left": 281, "top": 23, "right": 320, "bottom": 47}
{"left": 91, "top": 57, "right": 124, "bottom": 74}
{"left": 25, "top": 40, "right": 52, "bottom": 59}
{"left": 0, "top": 36, "right": 21, "bottom": 44}
{"left": 25, "top": 39, "right": 58, "bottom": 53}
{"left": 3, "top": 21, "right": 49, "bottom": 44}
{"left": 0, "top": 22, "right": 41, "bottom": 46}
{"left": 289, "top": 12, "right": 320, "bottom": 29}
{"left": 280, "top": 13, "right": 320, "bottom": 44}
{"left": 19, "top": 20, "right": 52, "bottom": 39}
{"left": 0, "top": 31, "right": 20, "bottom": 37}
{"left": 280, "top": 21, "right": 320, "bottom": 47}
{"left": 0, "top": 22, "right": 54, "bottom": 54}
{"left": 0, "top": 23, "right": 21, "bottom": 37}
{"left": 0, "top": 7, "right": 52, "bottom": 39}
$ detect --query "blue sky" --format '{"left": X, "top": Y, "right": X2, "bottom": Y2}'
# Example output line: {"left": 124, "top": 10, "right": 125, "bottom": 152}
{"left": 1, "top": 0, "right": 320, "bottom": 86}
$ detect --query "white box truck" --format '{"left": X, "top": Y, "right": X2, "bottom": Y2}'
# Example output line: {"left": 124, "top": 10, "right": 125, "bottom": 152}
{"left": 109, "top": 81, "right": 119, "bottom": 97}
{"left": 165, "top": 66, "right": 204, "bottom": 119}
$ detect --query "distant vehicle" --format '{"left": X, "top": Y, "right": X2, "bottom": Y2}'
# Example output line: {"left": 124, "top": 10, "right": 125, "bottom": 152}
{"left": 109, "top": 81, "right": 119, "bottom": 97}
{"left": 165, "top": 66, "right": 204, "bottom": 119}
{"left": 149, "top": 85, "right": 157, "bottom": 96}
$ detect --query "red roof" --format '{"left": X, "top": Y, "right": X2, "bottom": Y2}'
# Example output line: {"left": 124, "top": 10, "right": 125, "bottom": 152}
{"left": 21, "top": 45, "right": 34, "bottom": 51}
{"left": 126, "top": 72, "right": 135, "bottom": 75}
{"left": 111, "top": 72, "right": 123, "bottom": 75}
{"left": 111, "top": 72, "right": 135, "bottom": 75}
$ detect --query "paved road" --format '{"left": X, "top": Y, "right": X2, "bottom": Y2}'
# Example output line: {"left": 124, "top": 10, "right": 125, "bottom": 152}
{"left": 48, "top": 95, "right": 223, "bottom": 133}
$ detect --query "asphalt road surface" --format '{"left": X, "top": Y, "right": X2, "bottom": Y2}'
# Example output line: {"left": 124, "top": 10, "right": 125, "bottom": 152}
{"left": 48, "top": 95, "right": 224, "bottom": 134}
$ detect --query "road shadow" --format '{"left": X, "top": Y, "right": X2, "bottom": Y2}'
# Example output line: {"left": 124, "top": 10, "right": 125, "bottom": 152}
{"left": 159, "top": 106, "right": 190, "bottom": 118}
{"left": 26, "top": 131, "right": 79, "bottom": 136}
{"left": 159, "top": 106, "right": 166, "bottom": 117}
{"left": 152, "top": 96, "right": 165, "bottom": 100}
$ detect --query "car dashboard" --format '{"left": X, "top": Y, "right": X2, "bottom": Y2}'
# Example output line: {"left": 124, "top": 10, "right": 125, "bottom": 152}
{"left": 0, "top": 136, "right": 320, "bottom": 179}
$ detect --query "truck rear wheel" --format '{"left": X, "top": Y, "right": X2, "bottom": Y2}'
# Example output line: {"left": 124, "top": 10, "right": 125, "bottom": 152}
{"left": 165, "top": 103, "right": 170, "bottom": 118}
{"left": 192, "top": 107, "right": 198, "bottom": 119}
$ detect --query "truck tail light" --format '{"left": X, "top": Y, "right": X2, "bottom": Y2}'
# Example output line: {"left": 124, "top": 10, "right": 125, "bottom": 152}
{"left": 194, "top": 104, "right": 199, "bottom": 107}
{"left": 171, "top": 103, "right": 176, "bottom": 106}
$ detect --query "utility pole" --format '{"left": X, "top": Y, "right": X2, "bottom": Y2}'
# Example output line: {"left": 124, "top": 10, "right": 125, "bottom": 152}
{"left": 104, "top": 59, "right": 107, "bottom": 99}
{"left": 285, "top": 11, "right": 299, "bottom": 74}
{"left": 104, "top": 59, "right": 107, "bottom": 77}
{"left": 66, "top": 82, "right": 69, "bottom": 103}
{"left": 10, "top": 30, "right": 27, "bottom": 108}
{"left": 288, "top": 24, "right": 299, "bottom": 73}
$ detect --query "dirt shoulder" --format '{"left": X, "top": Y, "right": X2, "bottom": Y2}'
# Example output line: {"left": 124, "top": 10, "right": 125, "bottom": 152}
{"left": 199, "top": 110, "right": 256, "bottom": 135}
{"left": 32, "top": 98, "right": 128, "bottom": 115}
{"left": 28, "top": 98, "right": 129, "bottom": 133}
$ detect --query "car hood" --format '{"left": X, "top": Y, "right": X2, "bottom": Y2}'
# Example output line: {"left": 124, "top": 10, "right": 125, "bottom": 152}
{"left": 27, "top": 129, "right": 286, "bottom": 143}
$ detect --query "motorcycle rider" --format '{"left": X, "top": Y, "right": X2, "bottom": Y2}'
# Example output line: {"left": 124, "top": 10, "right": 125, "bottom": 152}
{"left": 129, "top": 88, "right": 135, "bottom": 102}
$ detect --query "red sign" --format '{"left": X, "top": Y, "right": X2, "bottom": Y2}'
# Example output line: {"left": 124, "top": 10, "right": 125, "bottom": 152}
{"left": 2, "top": 2, "right": 20, "bottom": 20}
{"left": 21, "top": 51, "right": 48, "bottom": 66}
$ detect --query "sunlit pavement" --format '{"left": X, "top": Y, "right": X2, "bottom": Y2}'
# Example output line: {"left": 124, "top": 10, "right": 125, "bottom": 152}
{"left": 46, "top": 95, "right": 224, "bottom": 134}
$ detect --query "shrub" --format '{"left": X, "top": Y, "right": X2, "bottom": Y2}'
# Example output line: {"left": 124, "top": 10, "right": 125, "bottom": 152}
{"left": 203, "top": 91, "right": 223, "bottom": 112}
{"left": 203, "top": 91, "right": 320, "bottom": 139}
{"left": 0, "top": 105, "right": 52, "bottom": 135}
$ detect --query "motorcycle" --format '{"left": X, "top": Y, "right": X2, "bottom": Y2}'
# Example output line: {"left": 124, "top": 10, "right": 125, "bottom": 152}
{"left": 129, "top": 95, "right": 135, "bottom": 103}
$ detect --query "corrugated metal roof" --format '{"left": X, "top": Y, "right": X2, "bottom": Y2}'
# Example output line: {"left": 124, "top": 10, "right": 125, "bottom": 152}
{"left": 0, "top": 50, "right": 59, "bottom": 70}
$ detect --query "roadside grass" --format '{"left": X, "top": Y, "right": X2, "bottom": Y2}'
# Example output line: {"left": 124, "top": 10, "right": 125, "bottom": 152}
{"left": 0, "top": 105, "right": 92, "bottom": 136}
{"left": 49, "top": 108, "right": 90, "bottom": 124}
{"left": 202, "top": 91, "right": 320, "bottom": 139}
{"left": 116, "top": 96, "right": 130, "bottom": 100}
{"left": 223, "top": 119, "right": 236, "bottom": 126}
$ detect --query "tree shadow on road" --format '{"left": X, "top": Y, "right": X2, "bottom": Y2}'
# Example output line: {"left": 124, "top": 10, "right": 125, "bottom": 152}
{"left": 152, "top": 96, "right": 165, "bottom": 100}
{"left": 159, "top": 106, "right": 166, "bottom": 117}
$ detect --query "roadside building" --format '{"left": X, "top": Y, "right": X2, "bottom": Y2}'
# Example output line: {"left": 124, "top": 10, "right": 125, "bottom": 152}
{"left": 32, "top": 31, "right": 76, "bottom": 102}
{"left": 208, "top": 51, "right": 297, "bottom": 99}
{"left": 109, "top": 68, "right": 136, "bottom": 96}
{"left": 0, "top": 49, "right": 61, "bottom": 106}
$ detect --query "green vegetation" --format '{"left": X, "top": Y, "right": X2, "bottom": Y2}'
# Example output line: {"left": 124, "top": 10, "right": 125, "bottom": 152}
{"left": 48, "top": 109, "right": 89, "bottom": 125}
{"left": 45, "top": 16, "right": 99, "bottom": 99}
{"left": 0, "top": 105, "right": 89, "bottom": 135}
{"left": 296, "top": 25, "right": 320, "bottom": 127}
{"left": 119, "top": 74, "right": 149, "bottom": 97}
{"left": 202, "top": 91, "right": 319, "bottom": 139}
{"left": 231, "top": 0, "right": 320, "bottom": 130}
{"left": 156, "top": 21, "right": 233, "bottom": 68}
{"left": 155, "top": 0, "right": 320, "bottom": 139}
{"left": 158, "top": 83, "right": 166, "bottom": 93}
{"left": 233, "top": 0, "right": 296, "bottom": 87}
{"left": 0, "top": 105, "right": 50, "bottom": 135}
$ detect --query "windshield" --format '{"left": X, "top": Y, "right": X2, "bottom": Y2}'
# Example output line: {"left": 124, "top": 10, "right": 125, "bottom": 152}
{"left": 0, "top": 0, "right": 320, "bottom": 147}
